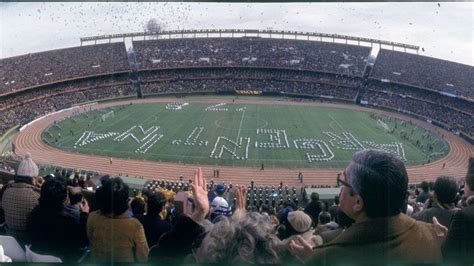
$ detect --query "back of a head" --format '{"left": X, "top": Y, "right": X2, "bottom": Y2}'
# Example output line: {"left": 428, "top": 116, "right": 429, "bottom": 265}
{"left": 98, "top": 177, "right": 129, "bottom": 217}
{"left": 420, "top": 181, "right": 430, "bottom": 192}
{"left": 39, "top": 178, "right": 68, "bottom": 211}
{"left": 16, "top": 153, "right": 39, "bottom": 182}
{"left": 260, "top": 204, "right": 274, "bottom": 216}
{"left": 196, "top": 211, "right": 280, "bottom": 263}
{"left": 310, "top": 192, "right": 320, "bottom": 202}
{"left": 100, "top": 175, "right": 110, "bottom": 186}
{"left": 318, "top": 211, "right": 331, "bottom": 225}
{"left": 147, "top": 191, "right": 167, "bottom": 216}
{"left": 433, "top": 176, "right": 458, "bottom": 204}
{"left": 346, "top": 149, "right": 408, "bottom": 218}
{"left": 215, "top": 183, "right": 225, "bottom": 196}
{"left": 328, "top": 205, "right": 339, "bottom": 221}
{"left": 69, "top": 186, "right": 84, "bottom": 205}
{"left": 211, "top": 196, "right": 231, "bottom": 222}
{"left": 130, "top": 196, "right": 146, "bottom": 216}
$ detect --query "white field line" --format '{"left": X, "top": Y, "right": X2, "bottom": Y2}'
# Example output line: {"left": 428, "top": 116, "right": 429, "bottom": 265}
{"left": 232, "top": 108, "right": 246, "bottom": 156}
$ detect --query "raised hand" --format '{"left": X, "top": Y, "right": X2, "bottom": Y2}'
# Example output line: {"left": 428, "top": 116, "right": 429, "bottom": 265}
{"left": 191, "top": 167, "right": 209, "bottom": 223}
{"left": 80, "top": 198, "right": 90, "bottom": 213}
{"left": 289, "top": 235, "right": 314, "bottom": 263}
{"left": 235, "top": 185, "right": 247, "bottom": 211}
{"left": 432, "top": 217, "right": 448, "bottom": 241}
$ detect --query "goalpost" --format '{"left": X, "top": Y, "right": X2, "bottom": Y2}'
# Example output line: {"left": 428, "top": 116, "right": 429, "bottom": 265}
{"left": 101, "top": 111, "right": 114, "bottom": 122}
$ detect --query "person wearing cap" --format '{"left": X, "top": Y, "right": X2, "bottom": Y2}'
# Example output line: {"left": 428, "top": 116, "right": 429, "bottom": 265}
{"left": 1, "top": 153, "right": 40, "bottom": 244}
{"left": 210, "top": 194, "right": 232, "bottom": 222}
{"left": 208, "top": 183, "right": 226, "bottom": 202}
{"left": 275, "top": 210, "right": 321, "bottom": 260}
{"left": 289, "top": 149, "right": 442, "bottom": 264}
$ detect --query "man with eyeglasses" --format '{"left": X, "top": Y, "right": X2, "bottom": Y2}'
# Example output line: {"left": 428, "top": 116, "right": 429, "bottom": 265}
{"left": 290, "top": 149, "right": 442, "bottom": 264}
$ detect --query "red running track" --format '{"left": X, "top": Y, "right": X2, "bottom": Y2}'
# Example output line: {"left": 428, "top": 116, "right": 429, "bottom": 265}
{"left": 14, "top": 97, "right": 473, "bottom": 186}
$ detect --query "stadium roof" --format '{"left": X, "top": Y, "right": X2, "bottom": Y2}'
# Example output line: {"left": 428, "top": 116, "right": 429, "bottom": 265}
{"left": 80, "top": 29, "right": 419, "bottom": 53}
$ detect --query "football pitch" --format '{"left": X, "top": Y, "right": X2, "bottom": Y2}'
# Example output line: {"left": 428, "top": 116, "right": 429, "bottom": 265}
{"left": 42, "top": 100, "right": 449, "bottom": 169}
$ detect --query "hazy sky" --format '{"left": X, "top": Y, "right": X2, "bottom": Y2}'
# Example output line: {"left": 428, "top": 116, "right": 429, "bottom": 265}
{"left": 1, "top": 2, "right": 472, "bottom": 65}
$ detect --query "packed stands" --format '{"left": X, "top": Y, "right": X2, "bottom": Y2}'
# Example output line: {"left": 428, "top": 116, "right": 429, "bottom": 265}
{"left": 133, "top": 38, "right": 371, "bottom": 77}
{"left": 0, "top": 43, "right": 129, "bottom": 94}
{"left": 0, "top": 34, "right": 473, "bottom": 141}
{"left": 0, "top": 77, "right": 134, "bottom": 136}
{"left": 361, "top": 90, "right": 474, "bottom": 136}
{"left": 370, "top": 49, "right": 474, "bottom": 99}
{"left": 366, "top": 81, "right": 474, "bottom": 115}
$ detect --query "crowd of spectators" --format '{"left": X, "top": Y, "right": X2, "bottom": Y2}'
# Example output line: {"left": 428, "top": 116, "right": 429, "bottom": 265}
{"left": 1, "top": 37, "right": 472, "bottom": 143}
{"left": 0, "top": 81, "right": 135, "bottom": 136}
{"left": 367, "top": 81, "right": 474, "bottom": 115}
{"left": 139, "top": 67, "right": 361, "bottom": 87}
{"left": 370, "top": 49, "right": 474, "bottom": 99}
{"left": 362, "top": 90, "right": 474, "bottom": 136}
{"left": 0, "top": 43, "right": 129, "bottom": 94}
{"left": 0, "top": 150, "right": 472, "bottom": 264}
{"left": 142, "top": 78, "right": 358, "bottom": 100}
{"left": 133, "top": 38, "right": 370, "bottom": 77}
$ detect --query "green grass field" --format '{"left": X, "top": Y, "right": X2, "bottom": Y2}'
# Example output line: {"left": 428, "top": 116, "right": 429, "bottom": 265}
{"left": 42, "top": 99, "right": 449, "bottom": 169}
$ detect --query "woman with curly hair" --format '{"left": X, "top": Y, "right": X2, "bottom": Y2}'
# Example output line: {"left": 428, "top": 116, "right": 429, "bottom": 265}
{"left": 194, "top": 187, "right": 282, "bottom": 264}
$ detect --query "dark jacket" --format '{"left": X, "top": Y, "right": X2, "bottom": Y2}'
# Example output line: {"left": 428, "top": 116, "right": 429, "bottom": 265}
{"left": 442, "top": 205, "right": 474, "bottom": 263}
{"left": 308, "top": 214, "right": 442, "bottom": 264}
{"left": 138, "top": 214, "right": 172, "bottom": 248}
{"left": 412, "top": 204, "right": 459, "bottom": 229}
{"left": 416, "top": 191, "right": 431, "bottom": 204}
{"left": 148, "top": 215, "right": 204, "bottom": 264}
{"left": 27, "top": 206, "right": 88, "bottom": 262}
{"left": 304, "top": 200, "right": 324, "bottom": 225}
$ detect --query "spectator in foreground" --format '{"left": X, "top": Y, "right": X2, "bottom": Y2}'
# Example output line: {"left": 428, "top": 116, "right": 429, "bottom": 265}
{"left": 289, "top": 149, "right": 442, "bottom": 264}
{"left": 87, "top": 177, "right": 149, "bottom": 263}
{"left": 275, "top": 210, "right": 320, "bottom": 262}
{"left": 440, "top": 157, "right": 474, "bottom": 263}
{"left": 138, "top": 191, "right": 172, "bottom": 248}
{"left": 416, "top": 180, "right": 432, "bottom": 204}
{"left": 317, "top": 207, "right": 355, "bottom": 245}
{"left": 64, "top": 186, "right": 84, "bottom": 223}
{"left": 149, "top": 168, "right": 208, "bottom": 263}
{"left": 412, "top": 176, "right": 459, "bottom": 229}
{"left": 27, "top": 178, "right": 89, "bottom": 262}
{"left": 210, "top": 194, "right": 232, "bottom": 222}
{"left": 130, "top": 196, "right": 146, "bottom": 219}
{"left": 304, "top": 192, "right": 324, "bottom": 226}
{"left": 195, "top": 184, "right": 281, "bottom": 263}
{"left": 1, "top": 153, "right": 40, "bottom": 244}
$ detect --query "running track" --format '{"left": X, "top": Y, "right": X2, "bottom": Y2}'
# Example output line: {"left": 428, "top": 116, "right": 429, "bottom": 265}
{"left": 14, "top": 98, "right": 473, "bottom": 187}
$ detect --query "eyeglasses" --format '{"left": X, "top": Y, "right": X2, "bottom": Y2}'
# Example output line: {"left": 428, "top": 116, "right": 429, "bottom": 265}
{"left": 337, "top": 172, "right": 355, "bottom": 196}
{"left": 337, "top": 176, "right": 352, "bottom": 189}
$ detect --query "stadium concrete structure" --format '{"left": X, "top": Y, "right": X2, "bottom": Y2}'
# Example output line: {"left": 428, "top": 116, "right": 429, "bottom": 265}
{"left": 1, "top": 29, "right": 472, "bottom": 186}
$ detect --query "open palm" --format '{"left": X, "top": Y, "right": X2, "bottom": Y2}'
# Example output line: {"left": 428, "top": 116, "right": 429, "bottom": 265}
{"left": 191, "top": 167, "right": 209, "bottom": 223}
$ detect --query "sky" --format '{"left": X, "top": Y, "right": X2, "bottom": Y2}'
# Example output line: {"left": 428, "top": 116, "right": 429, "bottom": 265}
{"left": 0, "top": 2, "right": 472, "bottom": 66}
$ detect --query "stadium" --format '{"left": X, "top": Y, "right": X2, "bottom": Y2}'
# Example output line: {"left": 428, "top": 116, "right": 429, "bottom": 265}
{"left": 0, "top": 26, "right": 473, "bottom": 263}
{"left": 1, "top": 29, "right": 471, "bottom": 185}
